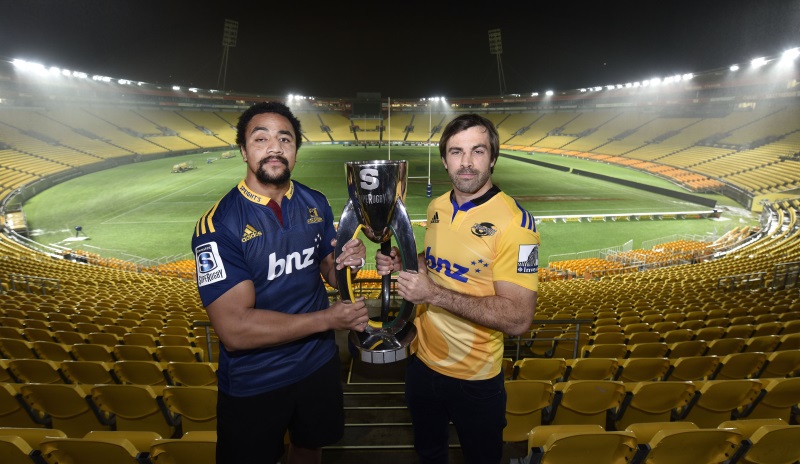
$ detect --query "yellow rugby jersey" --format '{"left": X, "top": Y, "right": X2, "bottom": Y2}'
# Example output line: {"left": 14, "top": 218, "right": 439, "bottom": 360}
{"left": 414, "top": 185, "right": 539, "bottom": 380}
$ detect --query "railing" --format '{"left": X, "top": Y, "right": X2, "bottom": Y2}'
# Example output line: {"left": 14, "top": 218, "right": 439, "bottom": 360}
{"left": 771, "top": 261, "right": 800, "bottom": 291}
{"left": 507, "top": 319, "right": 593, "bottom": 361}
{"left": 6, "top": 273, "right": 60, "bottom": 295}
{"left": 717, "top": 272, "right": 767, "bottom": 292}
{"left": 193, "top": 320, "right": 215, "bottom": 363}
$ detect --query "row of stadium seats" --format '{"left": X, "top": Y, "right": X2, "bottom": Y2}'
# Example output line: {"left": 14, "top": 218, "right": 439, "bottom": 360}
{"left": 506, "top": 419, "right": 800, "bottom": 464}
{"left": 0, "top": 427, "right": 215, "bottom": 464}
{"left": 0, "top": 359, "right": 216, "bottom": 386}
{"left": 507, "top": 351, "right": 800, "bottom": 383}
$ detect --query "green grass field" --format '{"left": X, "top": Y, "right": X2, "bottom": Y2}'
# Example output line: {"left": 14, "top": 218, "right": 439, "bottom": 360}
{"left": 22, "top": 146, "right": 757, "bottom": 266}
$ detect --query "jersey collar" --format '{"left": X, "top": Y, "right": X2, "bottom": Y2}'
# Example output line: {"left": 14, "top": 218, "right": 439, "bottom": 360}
{"left": 237, "top": 179, "right": 295, "bottom": 205}
{"left": 449, "top": 184, "right": 501, "bottom": 215}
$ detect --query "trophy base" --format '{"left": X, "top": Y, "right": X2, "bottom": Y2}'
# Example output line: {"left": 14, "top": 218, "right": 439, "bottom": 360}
{"left": 348, "top": 325, "right": 416, "bottom": 364}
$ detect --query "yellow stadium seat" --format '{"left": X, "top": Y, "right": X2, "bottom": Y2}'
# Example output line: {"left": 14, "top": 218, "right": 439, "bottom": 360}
{"left": 19, "top": 384, "right": 112, "bottom": 437}
{"left": 616, "top": 357, "right": 671, "bottom": 383}
{"left": 528, "top": 427, "right": 637, "bottom": 464}
{"left": 706, "top": 338, "right": 747, "bottom": 356}
{"left": 673, "top": 380, "right": 763, "bottom": 428}
{"left": 39, "top": 434, "right": 148, "bottom": 464}
{"left": 113, "top": 360, "right": 170, "bottom": 386}
{"left": 735, "top": 377, "right": 800, "bottom": 423}
{"left": 162, "top": 386, "right": 218, "bottom": 433}
{"left": 758, "top": 350, "right": 800, "bottom": 378}
{"left": 70, "top": 343, "right": 115, "bottom": 362}
{"left": 718, "top": 418, "right": 800, "bottom": 464}
{"left": 624, "top": 420, "right": 699, "bottom": 445}
{"left": 149, "top": 430, "right": 217, "bottom": 464}
{"left": 113, "top": 344, "right": 157, "bottom": 362}
{"left": 21, "top": 328, "right": 54, "bottom": 343}
{"left": 712, "top": 352, "right": 767, "bottom": 380}
{"left": 165, "top": 362, "right": 217, "bottom": 387}
{"left": 565, "top": 358, "right": 619, "bottom": 381}
{"left": 628, "top": 342, "right": 670, "bottom": 359}
{"left": 90, "top": 384, "right": 176, "bottom": 438}
{"left": 6, "top": 359, "right": 65, "bottom": 384}
{"left": 0, "top": 338, "right": 37, "bottom": 359}
{"left": 665, "top": 356, "right": 721, "bottom": 381}
{"left": 633, "top": 427, "right": 743, "bottom": 464}
{"left": 0, "top": 383, "right": 47, "bottom": 428}
{"left": 612, "top": 381, "right": 696, "bottom": 431}
{"left": 31, "top": 341, "right": 73, "bottom": 362}
{"left": 583, "top": 344, "right": 628, "bottom": 359}
{"left": 513, "top": 357, "right": 567, "bottom": 382}
{"left": 0, "top": 435, "right": 45, "bottom": 464}
{"left": 60, "top": 360, "right": 118, "bottom": 385}
{"left": 544, "top": 380, "right": 626, "bottom": 427}
{"left": 155, "top": 346, "right": 204, "bottom": 363}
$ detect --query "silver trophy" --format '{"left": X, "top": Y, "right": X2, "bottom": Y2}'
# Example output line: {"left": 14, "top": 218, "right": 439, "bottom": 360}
{"left": 334, "top": 160, "right": 418, "bottom": 364}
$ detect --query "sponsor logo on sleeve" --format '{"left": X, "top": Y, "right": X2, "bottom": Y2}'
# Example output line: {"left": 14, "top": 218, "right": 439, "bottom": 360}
{"left": 517, "top": 244, "right": 538, "bottom": 273}
{"left": 195, "top": 242, "right": 227, "bottom": 286}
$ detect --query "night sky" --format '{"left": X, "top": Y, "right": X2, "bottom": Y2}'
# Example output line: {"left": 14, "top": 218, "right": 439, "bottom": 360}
{"left": 1, "top": 0, "right": 798, "bottom": 99}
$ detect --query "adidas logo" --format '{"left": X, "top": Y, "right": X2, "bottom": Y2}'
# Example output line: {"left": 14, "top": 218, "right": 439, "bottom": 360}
{"left": 241, "top": 224, "right": 263, "bottom": 243}
{"left": 430, "top": 212, "right": 440, "bottom": 224}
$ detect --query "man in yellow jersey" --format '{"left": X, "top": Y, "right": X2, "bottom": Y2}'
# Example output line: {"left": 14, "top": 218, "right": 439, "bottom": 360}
{"left": 376, "top": 114, "right": 539, "bottom": 463}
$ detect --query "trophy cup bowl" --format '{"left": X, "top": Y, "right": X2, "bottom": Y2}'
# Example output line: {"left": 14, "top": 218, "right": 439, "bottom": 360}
{"left": 334, "top": 160, "right": 418, "bottom": 364}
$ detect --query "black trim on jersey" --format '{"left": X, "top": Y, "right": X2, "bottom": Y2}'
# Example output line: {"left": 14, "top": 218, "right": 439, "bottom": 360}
{"left": 449, "top": 185, "right": 502, "bottom": 220}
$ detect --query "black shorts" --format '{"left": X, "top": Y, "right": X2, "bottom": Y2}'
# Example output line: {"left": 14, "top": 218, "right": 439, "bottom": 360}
{"left": 215, "top": 352, "right": 344, "bottom": 463}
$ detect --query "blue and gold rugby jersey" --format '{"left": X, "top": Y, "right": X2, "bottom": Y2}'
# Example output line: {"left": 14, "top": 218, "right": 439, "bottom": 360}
{"left": 414, "top": 185, "right": 539, "bottom": 381}
{"left": 192, "top": 179, "right": 337, "bottom": 397}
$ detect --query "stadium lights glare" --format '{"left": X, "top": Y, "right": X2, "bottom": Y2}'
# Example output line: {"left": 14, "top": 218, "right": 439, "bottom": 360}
{"left": 172, "top": 86, "right": 181, "bottom": 91}
{"left": 545, "top": 90, "right": 554, "bottom": 96}
{"left": 531, "top": 92, "right": 540, "bottom": 96}
{"left": 730, "top": 64, "right": 740, "bottom": 71}
{"left": 781, "top": 47, "right": 799, "bottom": 63}
{"left": 750, "top": 57, "right": 767, "bottom": 68}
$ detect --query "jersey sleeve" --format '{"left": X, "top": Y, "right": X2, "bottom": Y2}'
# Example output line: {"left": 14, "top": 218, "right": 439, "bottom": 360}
{"left": 493, "top": 212, "right": 540, "bottom": 292}
{"left": 192, "top": 223, "right": 251, "bottom": 308}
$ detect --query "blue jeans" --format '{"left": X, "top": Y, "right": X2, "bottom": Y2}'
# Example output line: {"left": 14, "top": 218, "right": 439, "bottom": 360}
{"left": 405, "top": 355, "right": 507, "bottom": 464}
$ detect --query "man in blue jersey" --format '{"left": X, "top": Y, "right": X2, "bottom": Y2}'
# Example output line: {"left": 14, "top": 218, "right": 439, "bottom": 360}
{"left": 376, "top": 114, "right": 539, "bottom": 463}
{"left": 192, "top": 101, "right": 369, "bottom": 464}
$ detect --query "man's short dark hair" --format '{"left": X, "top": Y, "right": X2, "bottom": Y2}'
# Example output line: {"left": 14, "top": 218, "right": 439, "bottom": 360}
{"left": 438, "top": 114, "right": 500, "bottom": 172}
{"left": 235, "top": 101, "right": 303, "bottom": 150}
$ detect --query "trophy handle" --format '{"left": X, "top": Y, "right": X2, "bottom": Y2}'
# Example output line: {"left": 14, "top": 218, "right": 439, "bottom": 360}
{"left": 380, "top": 199, "right": 417, "bottom": 330}
{"left": 334, "top": 199, "right": 362, "bottom": 303}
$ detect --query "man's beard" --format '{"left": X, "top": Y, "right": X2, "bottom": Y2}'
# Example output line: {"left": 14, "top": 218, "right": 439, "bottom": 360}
{"left": 449, "top": 168, "right": 491, "bottom": 195}
{"left": 255, "top": 157, "right": 291, "bottom": 186}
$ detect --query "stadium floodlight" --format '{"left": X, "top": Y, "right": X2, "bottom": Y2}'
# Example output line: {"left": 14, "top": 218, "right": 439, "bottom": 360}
{"left": 750, "top": 57, "right": 767, "bottom": 68}
{"left": 682, "top": 73, "right": 694, "bottom": 81}
{"left": 781, "top": 47, "right": 799, "bottom": 63}
{"left": 730, "top": 64, "right": 740, "bottom": 71}
{"left": 545, "top": 90, "right": 554, "bottom": 96}
{"left": 189, "top": 88, "right": 198, "bottom": 93}
{"left": 532, "top": 91, "right": 541, "bottom": 96}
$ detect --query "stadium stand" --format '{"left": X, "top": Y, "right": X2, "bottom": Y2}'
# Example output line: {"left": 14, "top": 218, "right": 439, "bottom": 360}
{"left": 0, "top": 51, "right": 798, "bottom": 463}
